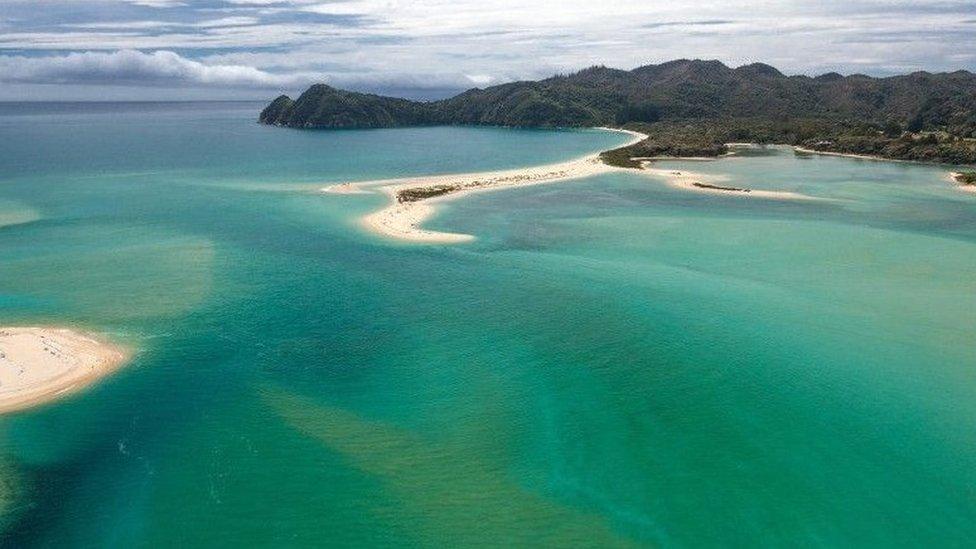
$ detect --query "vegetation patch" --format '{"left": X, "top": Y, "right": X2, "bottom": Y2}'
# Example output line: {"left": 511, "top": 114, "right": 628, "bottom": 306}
{"left": 599, "top": 147, "right": 644, "bottom": 169}
{"left": 263, "top": 60, "right": 976, "bottom": 167}
{"left": 396, "top": 185, "right": 458, "bottom": 202}
{"left": 692, "top": 182, "right": 750, "bottom": 192}
{"left": 955, "top": 171, "right": 976, "bottom": 185}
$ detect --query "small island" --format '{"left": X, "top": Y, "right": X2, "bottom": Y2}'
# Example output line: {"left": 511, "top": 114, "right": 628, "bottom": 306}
{"left": 954, "top": 171, "right": 976, "bottom": 185}
{"left": 0, "top": 327, "right": 130, "bottom": 414}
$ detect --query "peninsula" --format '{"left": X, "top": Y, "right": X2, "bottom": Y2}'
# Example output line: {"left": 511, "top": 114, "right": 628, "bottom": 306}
{"left": 0, "top": 327, "right": 130, "bottom": 414}
{"left": 264, "top": 59, "right": 973, "bottom": 243}
{"left": 261, "top": 59, "right": 976, "bottom": 166}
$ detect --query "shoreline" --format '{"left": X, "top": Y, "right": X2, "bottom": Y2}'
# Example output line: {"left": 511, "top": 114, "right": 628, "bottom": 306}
{"left": 795, "top": 148, "right": 976, "bottom": 193}
{"left": 0, "top": 327, "right": 131, "bottom": 414}
{"left": 793, "top": 146, "right": 933, "bottom": 164}
{"left": 793, "top": 146, "right": 893, "bottom": 162}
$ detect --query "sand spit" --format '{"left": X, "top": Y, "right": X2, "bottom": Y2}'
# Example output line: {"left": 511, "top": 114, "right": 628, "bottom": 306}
{"left": 642, "top": 167, "right": 820, "bottom": 201}
{"left": 357, "top": 155, "right": 631, "bottom": 243}
{"left": 0, "top": 327, "right": 130, "bottom": 414}
{"left": 792, "top": 146, "right": 916, "bottom": 163}
{"left": 322, "top": 182, "right": 371, "bottom": 195}
{"left": 325, "top": 130, "right": 821, "bottom": 244}
{"left": 348, "top": 128, "right": 646, "bottom": 243}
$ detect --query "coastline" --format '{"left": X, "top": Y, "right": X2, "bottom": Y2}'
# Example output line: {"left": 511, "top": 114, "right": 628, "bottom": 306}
{"left": 790, "top": 146, "right": 966, "bottom": 167}
{"left": 792, "top": 146, "right": 895, "bottom": 162}
{"left": 0, "top": 327, "right": 131, "bottom": 414}
{"left": 792, "top": 149, "right": 976, "bottom": 195}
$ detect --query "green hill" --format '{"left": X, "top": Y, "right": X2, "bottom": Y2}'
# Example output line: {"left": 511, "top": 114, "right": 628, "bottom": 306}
{"left": 260, "top": 84, "right": 430, "bottom": 129}
{"left": 260, "top": 59, "right": 976, "bottom": 164}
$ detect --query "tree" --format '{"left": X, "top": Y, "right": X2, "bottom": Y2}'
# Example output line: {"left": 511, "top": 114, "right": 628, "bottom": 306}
{"left": 883, "top": 120, "right": 902, "bottom": 138}
{"left": 907, "top": 113, "right": 925, "bottom": 133}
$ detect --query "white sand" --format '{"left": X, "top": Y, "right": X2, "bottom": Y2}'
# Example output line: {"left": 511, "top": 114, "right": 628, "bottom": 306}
{"left": 793, "top": 146, "right": 908, "bottom": 162}
{"left": 0, "top": 327, "right": 130, "bottom": 414}
{"left": 643, "top": 167, "right": 820, "bottom": 201}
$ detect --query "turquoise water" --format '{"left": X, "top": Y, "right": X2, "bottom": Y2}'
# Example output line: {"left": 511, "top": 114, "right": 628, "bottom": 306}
{"left": 0, "top": 104, "right": 974, "bottom": 546}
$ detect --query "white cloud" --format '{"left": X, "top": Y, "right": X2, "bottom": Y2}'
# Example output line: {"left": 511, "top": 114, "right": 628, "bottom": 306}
{"left": 193, "top": 16, "right": 261, "bottom": 28}
{"left": 62, "top": 17, "right": 260, "bottom": 30}
{"left": 0, "top": 49, "right": 493, "bottom": 92}
{"left": 465, "top": 74, "right": 492, "bottom": 86}
{"left": 223, "top": 0, "right": 322, "bottom": 4}
{"left": 62, "top": 21, "right": 177, "bottom": 30}
{"left": 0, "top": 0, "right": 974, "bottom": 99}
{"left": 0, "top": 49, "right": 317, "bottom": 88}
{"left": 125, "top": 0, "right": 187, "bottom": 7}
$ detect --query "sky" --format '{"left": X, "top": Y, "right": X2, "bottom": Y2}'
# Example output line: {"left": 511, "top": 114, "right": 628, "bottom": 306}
{"left": 0, "top": 0, "right": 974, "bottom": 100}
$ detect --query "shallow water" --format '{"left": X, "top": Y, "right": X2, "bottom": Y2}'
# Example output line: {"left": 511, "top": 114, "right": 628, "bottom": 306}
{"left": 0, "top": 103, "right": 973, "bottom": 546}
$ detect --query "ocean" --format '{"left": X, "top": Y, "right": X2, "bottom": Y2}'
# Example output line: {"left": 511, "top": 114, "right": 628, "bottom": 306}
{"left": 0, "top": 101, "right": 974, "bottom": 546}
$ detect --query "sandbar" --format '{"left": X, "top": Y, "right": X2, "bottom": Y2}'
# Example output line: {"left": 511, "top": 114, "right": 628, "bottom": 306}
{"left": 0, "top": 327, "right": 130, "bottom": 414}
{"left": 792, "top": 146, "right": 917, "bottom": 163}
{"left": 322, "top": 182, "right": 371, "bottom": 194}
{"left": 326, "top": 129, "right": 820, "bottom": 244}
{"left": 350, "top": 128, "right": 647, "bottom": 243}
{"left": 642, "top": 166, "right": 820, "bottom": 201}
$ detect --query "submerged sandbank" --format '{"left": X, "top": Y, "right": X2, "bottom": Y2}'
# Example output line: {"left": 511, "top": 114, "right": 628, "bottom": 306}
{"left": 0, "top": 327, "right": 130, "bottom": 414}
{"left": 322, "top": 182, "right": 371, "bottom": 195}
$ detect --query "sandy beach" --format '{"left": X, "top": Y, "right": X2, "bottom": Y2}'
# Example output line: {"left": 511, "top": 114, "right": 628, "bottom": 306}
{"left": 0, "top": 327, "right": 130, "bottom": 414}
